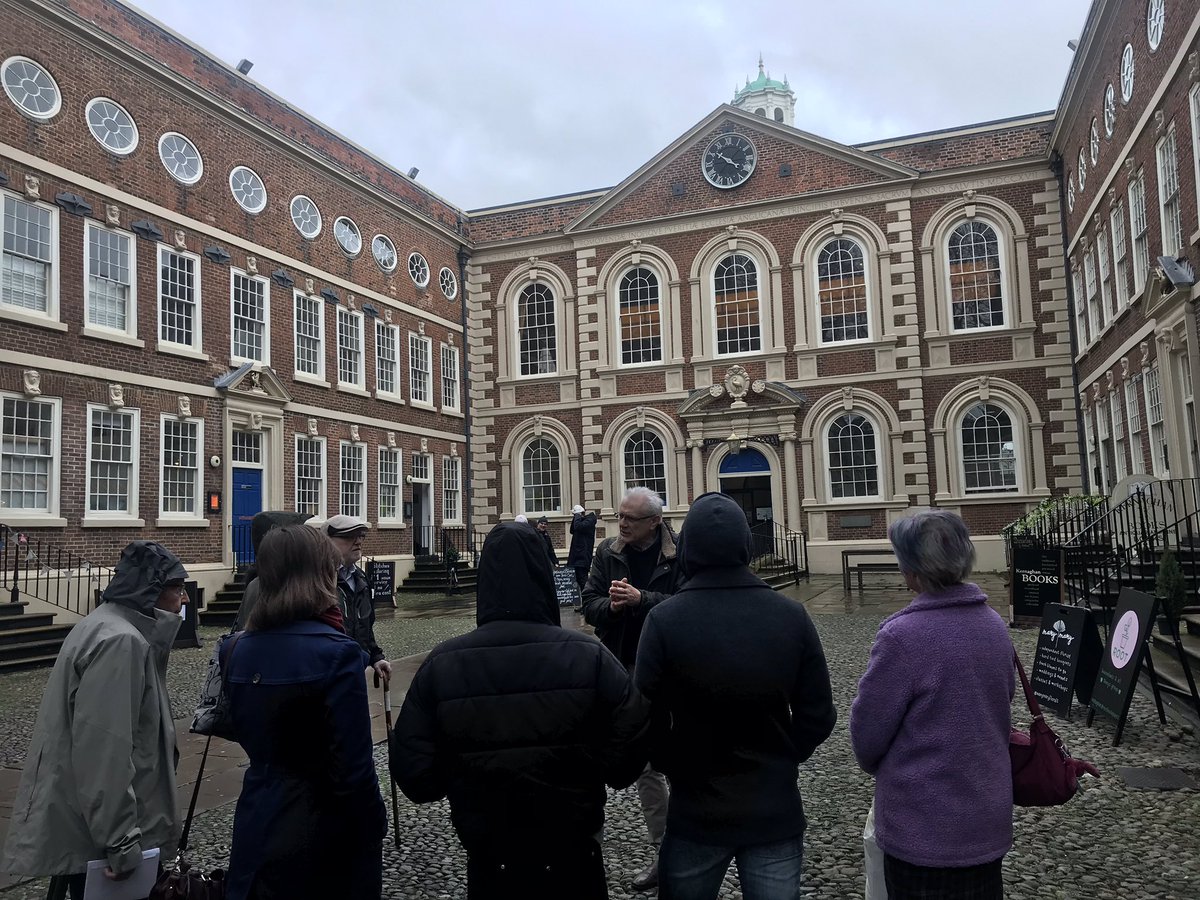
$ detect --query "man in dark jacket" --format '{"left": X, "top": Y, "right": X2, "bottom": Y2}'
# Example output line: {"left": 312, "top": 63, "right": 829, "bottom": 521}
{"left": 392, "top": 522, "right": 650, "bottom": 899}
{"left": 535, "top": 515, "right": 557, "bottom": 568}
{"left": 582, "top": 485, "right": 679, "bottom": 891}
{"left": 322, "top": 515, "right": 391, "bottom": 684}
{"left": 635, "top": 492, "right": 837, "bottom": 899}
{"left": 567, "top": 504, "right": 598, "bottom": 590}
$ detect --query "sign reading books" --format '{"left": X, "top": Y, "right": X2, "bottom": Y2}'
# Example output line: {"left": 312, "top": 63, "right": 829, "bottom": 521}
{"left": 1089, "top": 587, "right": 1159, "bottom": 745}
{"left": 367, "top": 560, "right": 396, "bottom": 605}
{"left": 1029, "top": 603, "right": 1103, "bottom": 718}
{"left": 553, "top": 567, "right": 582, "bottom": 608}
{"left": 1010, "top": 546, "right": 1065, "bottom": 622}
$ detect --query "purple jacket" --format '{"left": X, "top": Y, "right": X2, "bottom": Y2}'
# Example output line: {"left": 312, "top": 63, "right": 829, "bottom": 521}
{"left": 850, "top": 583, "right": 1014, "bottom": 868}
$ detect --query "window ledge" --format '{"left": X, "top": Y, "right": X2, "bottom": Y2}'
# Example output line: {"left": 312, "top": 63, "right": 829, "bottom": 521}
{"left": 0, "top": 515, "right": 66, "bottom": 528}
{"left": 337, "top": 383, "right": 370, "bottom": 397}
{"left": 927, "top": 324, "right": 1037, "bottom": 344}
{"left": 155, "top": 517, "right": 210, "bottom": 528}
{"left": 440, "top": 521, "right": 465, "bottom": 528}
{"left": 0, "top": 308, "right": 67, "bottom": 332}
{"left": 410, "top": 399, "right": 436, "bottom": 411}
{"left": 936, "top": 492, "right": 1050, "bottom": 507}
{"left": 157, "top": 344, "right": 209, "bottom": 362}
{"left": 377, "top": 521, "right": 407, "bottom": 530}
{"left": 81, "top": 326, "right": 144, "bottom": 348}
{"left": 294, "top": 373, "right": 330, "bottom": 389}
{"left": 801, "top": 499, "right": 910, "bottom": 512}
{"left": 82, "top": 517, "right": 146, "bottom": 528}
{"left": 439, "top": 406, "right": 464, "bottom": 418}
{"left": 230, "top": 357, "right": 270, "bottom": 369}
{"left": 376, "top": 392, "right": 406, "bottom": 406}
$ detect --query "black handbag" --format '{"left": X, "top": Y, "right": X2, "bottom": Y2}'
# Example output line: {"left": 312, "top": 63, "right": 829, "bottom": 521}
{"left": 151, "top": 737, "right": 227, "bottom": 899}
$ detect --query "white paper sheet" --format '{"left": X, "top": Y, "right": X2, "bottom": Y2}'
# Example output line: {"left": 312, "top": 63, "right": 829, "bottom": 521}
{"left": 82, "top": 848, "right": 160, "bottom": 900}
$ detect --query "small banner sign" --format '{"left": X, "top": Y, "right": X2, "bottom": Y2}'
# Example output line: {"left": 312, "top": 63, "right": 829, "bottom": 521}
{"left": 1029, "top": 603, "right": 1103, "bottom": 718}
{"left": 367, "top": 560, "right": 396, "bottom": 604}
{"left": 1009, "top": 546, "right": 1065, "bottom": 622}
{"left": 1090, "top": 587, "right": 1158, "bottom": 744}
{"left": 553, "top": 567, "right": 582, "bottom": 608}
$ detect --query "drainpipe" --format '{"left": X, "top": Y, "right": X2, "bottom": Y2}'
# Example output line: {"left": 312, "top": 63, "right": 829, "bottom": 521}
{"left": 1050, "top": 150, "right": 1091, "bottom": 495}
{"left": 456, "top": 236, "right": 475, "bottom": 551}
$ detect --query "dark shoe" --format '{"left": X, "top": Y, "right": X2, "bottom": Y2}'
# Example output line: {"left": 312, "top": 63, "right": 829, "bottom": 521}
{"left": 631, "top": 860, "right": 659, "bottom": 891}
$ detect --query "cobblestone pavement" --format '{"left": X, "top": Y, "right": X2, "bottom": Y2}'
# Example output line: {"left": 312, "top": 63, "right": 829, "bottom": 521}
{"left": 2, "top": 579, "right": 1198, "bottom": 899}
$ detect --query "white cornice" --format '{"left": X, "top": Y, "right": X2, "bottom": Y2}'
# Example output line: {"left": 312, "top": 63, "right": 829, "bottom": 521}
{"left": 1049, "top": 0, "right": 1116, "bottom": 150}
{"left": 857, "top": 113, "right": 1056, "bottom": 151}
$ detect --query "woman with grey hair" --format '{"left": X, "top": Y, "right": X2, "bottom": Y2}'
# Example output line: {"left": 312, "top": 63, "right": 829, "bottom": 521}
{"left": 850, "top": 509, "right": 1014, "bottom": 900}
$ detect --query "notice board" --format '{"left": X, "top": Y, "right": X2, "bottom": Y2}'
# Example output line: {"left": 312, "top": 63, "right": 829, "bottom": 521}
{"left": 1009, "top": 546, "right": 1065, "bottom": 622}
{"left": 554, "top": 567, "right": 582, "bottom": 607}
{"left": 1029, "top": 603, "right": 1103, "bottom": 717}
{"left": 367, "top": 560, "right": 396, "bottom": 603}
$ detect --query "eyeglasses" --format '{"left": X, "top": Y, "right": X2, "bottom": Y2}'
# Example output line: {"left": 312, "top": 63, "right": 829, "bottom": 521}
{"left": 616, "top": 513, "right": 657, "bottom": 523}
{"left": 166, "top": 584, "right": 188, "bottom": 596}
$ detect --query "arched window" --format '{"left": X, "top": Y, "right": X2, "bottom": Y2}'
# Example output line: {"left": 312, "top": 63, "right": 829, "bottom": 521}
{"left": 618, "top": 267, "right": 662, "bottom": 365}
{"left": 714, "top": 253, "right": 761, "bottom": 355}
{"left": 754, "top": 107, "right": 766, "bottom": 117}
{"left": 947, "top": 221, "right": 1004, "bottom": 331}
{"left": 961, "top": 403, "right": 1018, "bottom": 493}
{"left": 827, "top": 413, "right": 879, "bottom": 498}
{"left": 517, "top": 284, "right": 557, "bottom": 375}
{"left": 521, "top": 438, "right": 561, "bottom": 512}
{"left": 773, "top": 108, "right": 784, "bottom": 123}
{"left": 817, "top": 238, "right": 869, "bottom": 343}
{"left": 623, "top": 430, "right": 667, "bottom": 504}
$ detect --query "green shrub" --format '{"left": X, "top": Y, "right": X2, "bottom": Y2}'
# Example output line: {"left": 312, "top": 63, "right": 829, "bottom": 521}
{"left": 1156, "top": 549, "right": 1187, "bottom": 620}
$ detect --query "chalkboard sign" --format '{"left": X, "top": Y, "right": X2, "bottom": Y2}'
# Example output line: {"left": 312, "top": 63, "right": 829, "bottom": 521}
{"left": 553, "top": 567, "right": 582, "bottom": 608}
{"left": 1030, "top": 603, "right": 1103, "bottom": 717}
{"left": 1089, "top": 588, "right": 1158, "bottom": 743}
{"left": 1009, "top": 546, "right": 1064, "bottom": 622}
{"left": 367, "top": 561, "right": 395, "bottom": 604}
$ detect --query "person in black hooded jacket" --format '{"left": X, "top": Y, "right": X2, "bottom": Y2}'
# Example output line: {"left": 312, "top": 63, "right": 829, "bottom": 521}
{"left": 391, "top": 522, "right": 651, "bottom": 900}
{"left": 634, "top": 492, "right": 836, "bottom": 900}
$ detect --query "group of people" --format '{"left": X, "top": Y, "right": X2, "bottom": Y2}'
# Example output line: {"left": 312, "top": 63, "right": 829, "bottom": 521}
{"left": 2, "top": 492, "right": 1022, "bottom": 900}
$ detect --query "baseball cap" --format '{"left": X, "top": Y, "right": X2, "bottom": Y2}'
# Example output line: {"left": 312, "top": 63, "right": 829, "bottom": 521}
{"left": 571, "top": 505, "right": 584, "bottom": 514}
{"left": 325, "top": 514, "right": 371, "bottom": 538}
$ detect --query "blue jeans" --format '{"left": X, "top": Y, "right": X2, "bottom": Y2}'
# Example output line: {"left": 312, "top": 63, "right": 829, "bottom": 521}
{"left": 659, "top": 832, "right": 804, "bottom": 900}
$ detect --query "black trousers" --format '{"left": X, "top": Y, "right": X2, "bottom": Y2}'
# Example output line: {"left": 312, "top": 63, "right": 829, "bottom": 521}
{"left": 883, "top": 853, "right": 1004, "bottom": 900}
{"left": 466, "top": 838, "right": 607, "bottom": 900}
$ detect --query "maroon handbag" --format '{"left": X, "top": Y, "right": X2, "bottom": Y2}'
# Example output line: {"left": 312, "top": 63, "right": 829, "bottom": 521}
{"left": 1009, "top": 650, "right": 1098, "bottom": 806}
{"left": 151, "top": 737, "right": 227, "bottom": 899}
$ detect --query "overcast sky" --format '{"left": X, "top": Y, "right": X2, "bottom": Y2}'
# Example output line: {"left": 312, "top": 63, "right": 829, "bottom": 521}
{"left": 129, "top": 0, "right": 1092, "bottom": 211}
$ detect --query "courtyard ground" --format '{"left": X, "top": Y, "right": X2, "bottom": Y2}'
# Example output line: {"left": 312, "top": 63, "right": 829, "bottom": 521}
{"left": 0, "top": 574, "right": 1197, "bottom": 899}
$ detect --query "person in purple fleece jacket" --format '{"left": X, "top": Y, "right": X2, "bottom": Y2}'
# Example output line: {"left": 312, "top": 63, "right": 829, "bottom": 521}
{"left": 850, "top": 509, "right": 1014, "bottom": 900}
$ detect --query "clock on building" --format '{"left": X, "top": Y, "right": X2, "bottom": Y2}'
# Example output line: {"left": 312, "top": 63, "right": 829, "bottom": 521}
{"left": 702, "top": 133, "right": 757, "bottom": 189}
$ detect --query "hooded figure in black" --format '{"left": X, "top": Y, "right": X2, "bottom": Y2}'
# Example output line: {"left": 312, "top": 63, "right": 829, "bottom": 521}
{"left": 392, "top": 522, "right": 650, "bottom": 900}
{"left": 634, "top": 493, "right": 837, "bottom": 899}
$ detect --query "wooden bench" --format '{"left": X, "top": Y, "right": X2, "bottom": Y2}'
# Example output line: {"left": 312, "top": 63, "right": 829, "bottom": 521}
{"left": 842, "top": 549, "right": 899, "bottom": 592}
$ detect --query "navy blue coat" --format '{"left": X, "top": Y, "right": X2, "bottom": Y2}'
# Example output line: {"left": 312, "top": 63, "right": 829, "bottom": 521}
{"left": 223, "top": 621, "right": 386, "bottom": 900}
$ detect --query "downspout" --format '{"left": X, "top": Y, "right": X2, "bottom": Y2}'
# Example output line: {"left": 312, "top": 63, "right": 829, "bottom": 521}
{"left": 456, "top": 231, "right": 475, "bottom": 547}
{"left": 1050, "top": 150, "right": 1091, "bottom": 495}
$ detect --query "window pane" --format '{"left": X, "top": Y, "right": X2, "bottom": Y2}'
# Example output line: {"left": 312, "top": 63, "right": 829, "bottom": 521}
{"left": 337, "top": 309, "right": 362, "bottom": 386}
{"left": 619, "top": 267, "right": 662, "bottom": 364}
{"left": 623, "top": 429, "right": 667, "bottom": 504}
{"left": 87, "top": 226, "right": 130, "bottom": 331}
{"left": 410, "top": 335, "right": 431, "bottom": 403}
{"left": 340, "top": 443, "right": 365, "bottom": 517}
{"left": 714, "top": 253, "right": 761, "bottom": 355}
{"left": 379, "top": 448, "right": 400, "bottom": 520}
{"left": 89, "top": 408, "right": 134, "bottom": 513}
{"left": 160, "top": 249, "right": 195, "bottom": 345}
{"left": 948, "top": 222, "right": 1003, "bottom": 330}
{"left": 522, "top": 438, "right": 561, "bottom": 513}
{"left": 518, "top": 284, "right": 557, "bottom": 375}
{"left": 294, "top": 292, "right": 322, "bottom": 376}
{"left": 161, "top": 419, "right": 199, "bottom": 513}
{"left": 828, "top": 413, "right": 878, "bottom": 497}
{"left": 1, "top": 198, "right": 52, "bottom": 313}
{"left": 817, "top": 239, "right": 869, "bottom": 343}
{"left": 2, "top": 397, "right": 54, "bottom": 510}
{"left": 296, "top": 438, "right": 324, "bottom": 515}
{"left": 961, "top": 403, "right": 1018, "bottom": 493}
{"left": 442, "top": 456, "right": 461, "bottom": 522}
{"left": 232, "top": 274, "right": 266, "bottom": 361}
{"left": 441, "top": 345, "right": 459, "bottom": 409}
{"left": 376, "top": 323, "right": 398, "bottom": 394}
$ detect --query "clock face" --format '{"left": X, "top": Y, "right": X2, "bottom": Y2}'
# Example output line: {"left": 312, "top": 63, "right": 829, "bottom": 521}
{"left": 702, "top": 133, "right": 757, "bottom": 189}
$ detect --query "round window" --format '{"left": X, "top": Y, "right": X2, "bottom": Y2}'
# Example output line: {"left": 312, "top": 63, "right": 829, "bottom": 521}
{"left": 1, "top": 56, "right": 61, "bottom": 121}
{"left": 85, "top": 97, "right": 138, "bottom": 155}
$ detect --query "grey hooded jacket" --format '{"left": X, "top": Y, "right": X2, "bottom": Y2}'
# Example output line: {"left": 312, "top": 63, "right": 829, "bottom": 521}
{"left": 2, "top": 542, "right": 186, "bottom": 877}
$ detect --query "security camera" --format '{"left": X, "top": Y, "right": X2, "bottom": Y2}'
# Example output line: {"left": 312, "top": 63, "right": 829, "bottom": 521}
{"left": 405, "top": 474, "right": 414, "bottom": 484}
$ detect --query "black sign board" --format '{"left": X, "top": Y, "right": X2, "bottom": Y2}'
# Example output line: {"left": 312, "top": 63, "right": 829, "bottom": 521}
{"left": 1089, "top": 587, "right": 1158, "bottom": 744}
{"left": 553, "top": 567, "right": 582, "bottom": 608}
{"left": 1009, "top": 546, "right": 1064, "bottom": 621}
{"left": 1030, "top": 603, "right": 1103, "bottom": 717}
{"left": 367, "top": 561, "right": 396, "bottom": 604}
{"left": 173, "top": 581, "right": 201, "bottom": 649}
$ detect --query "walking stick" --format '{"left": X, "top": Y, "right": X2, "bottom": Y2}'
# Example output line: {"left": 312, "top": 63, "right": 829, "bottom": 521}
{"left": 375, "top": 671, "right": 402, "bottom": 848}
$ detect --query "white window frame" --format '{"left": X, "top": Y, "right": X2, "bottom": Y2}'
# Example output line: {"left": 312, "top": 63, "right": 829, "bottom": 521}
{"left": 338, "top": 440, "right": 367, "bottom": 518}
{"left": 814, "top": 236, "right": 872, "bottom": 347}
{"left": 293, "top": 289, "right": 325, "bottom": 382}
{"left": 944, "top": 218, "right": 1008, "bottom": 334}
{"left": 615, "top": 264, "right": 665, "bottom": 366}
{"left": 336, "top": 306, "right": 366, "bottom": 390}
{"left": 374, "top": 320, "right": 402, "bottom": 400}
{"left": 1096, "top": 229, "right": 1112, "bottom": 325}
{"left": 1083, "top": 249, "right": 1100, "bottom": 339}
{"left": 1191, "top": 86, "right": 1200, "bottom": 229}
{"left": 621, "top": 428, "right": 670, "bottom": 508}
{"left": 1110, "top": 390, "right": 1127, "bottom": 483}
{"left": 1144, "top": 364, "right": 1168, "bottom": 477}
{"left": 824, "top": 410, "right": 883, "bottom": 502}
{"left": 442, "top": 455, "right": 462, "bottom": 525}
{"left": 158, "top": 414, "right": 204, "bottom": 523}
{"left": 378, "top": 446, "right": 403, "bottom": 524}
{"left": 0, "top": 392, "right": 61, "bottom": 522}
{"left": 1072, "top": 266, "right": 1088, "bottom": 347}
{"left": 0, "top": 192, "right": 60, "bottom": 325}
{"left": 83, "top": 222, "right": 137, "bottom": 340}
{"left": 1095, "top": 394, "right": 1113, "bottom": 491}
{"left": 294, "top": 434, "right": 327, "bottom": 518}
{"left": 958, "top": 401, "right": 1021, "bottom": 496}
{"left": 711, "top": 251, "right": 764, "bottom": 357}
{"left": 409, "top": 332, "right": 433, "bottom": 408}
{"left": 520, "top": 437, "right": 563, "bottom": 515}
{"left": 440, "top": 343, "right": 460, "bottom": 412}
{"left": 230, "top": 268, "right": 270, "bottom": 365}
{"left": 156, "top": 244, "right": 202, "bottom": 353}
{"left": 1109, "top": 203, "right": 1129, "bottom": 312}
{"left": 84, "top": 403, "right": 141, "bottom": 524}
{"left": 1083, "top": 407, "right": 1099, "bottom": 491}
{"left": 1128, "top": 171, "right": 1149, "bottom": 295}
{"left": 515, "top": 282, "right": 559, "bottom": 377}
{"left": 1156, "top": 124, "right": 1183, "bottom": 257}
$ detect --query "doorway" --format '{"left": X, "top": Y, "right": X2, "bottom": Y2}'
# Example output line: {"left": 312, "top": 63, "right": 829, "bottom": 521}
{"left": 411, "top": 453, "right": 434, "bottom": 556}
{"left": 232, "top": 468, "right": 263, "bottom": 564}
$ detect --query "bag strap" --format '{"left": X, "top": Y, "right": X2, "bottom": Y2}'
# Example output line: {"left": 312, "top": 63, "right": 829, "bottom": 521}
{"left": 220, "top": 629, "right": 245, "bottom": 693}
{"left": 1013, "top": 648, "right": 1043, "bottom": 719}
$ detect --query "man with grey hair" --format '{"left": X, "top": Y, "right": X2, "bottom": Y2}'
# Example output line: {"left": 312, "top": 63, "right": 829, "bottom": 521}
{"left": 583, "top": 485, "right": 679, "bottom": 891}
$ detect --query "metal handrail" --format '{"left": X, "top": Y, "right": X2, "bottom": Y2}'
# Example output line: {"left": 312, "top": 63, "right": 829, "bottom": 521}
{"left": 1, "top": 524, "right": 113, "bottom": 616}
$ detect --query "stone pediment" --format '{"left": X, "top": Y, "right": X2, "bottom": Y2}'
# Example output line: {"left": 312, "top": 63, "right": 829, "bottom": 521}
{"left": 678, "top": 369, "right": 805, "bottom": 419}
{"left": 568, "top": 105, "right": 917, "bottom": 234}
{"left": 214, "top": 362, "right": 292, "bottom": 405}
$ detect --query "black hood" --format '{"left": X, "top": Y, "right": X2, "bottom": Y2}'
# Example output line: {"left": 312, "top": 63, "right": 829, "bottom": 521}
{"left": 251, "top": 510, "right": 313, "bottom": 553}
{"left": 476, "top": 522, "right": 560, "bottom": 627}
{"left": 677, "top": 492, "right": 752, "bottom": 579}
{"left": 100, "top": 541, "right": 188, "bottom": 614}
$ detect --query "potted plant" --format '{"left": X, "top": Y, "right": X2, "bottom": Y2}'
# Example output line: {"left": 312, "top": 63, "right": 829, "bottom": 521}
{"left": 1156, "top": 549, "right": 1187, "bottom": 636}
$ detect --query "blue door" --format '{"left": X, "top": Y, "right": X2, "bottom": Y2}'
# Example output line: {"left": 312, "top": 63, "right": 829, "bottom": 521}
{"left": 232, "top": 468, "right": 263, "bottom": 565}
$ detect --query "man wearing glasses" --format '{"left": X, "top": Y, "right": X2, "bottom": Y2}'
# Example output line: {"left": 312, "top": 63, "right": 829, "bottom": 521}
{"left": 582, "top": 485, "right": 679, "bottom": 892}
{"left": 322, "top": 515, "right": 392, "bottom": 685}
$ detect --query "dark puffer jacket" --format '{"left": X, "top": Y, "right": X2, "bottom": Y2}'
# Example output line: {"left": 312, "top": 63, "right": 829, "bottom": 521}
{"left": 391, "top": 522, "right": 650, "bottom": 852}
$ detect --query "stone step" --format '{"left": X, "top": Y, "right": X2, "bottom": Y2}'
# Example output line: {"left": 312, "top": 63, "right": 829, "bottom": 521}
{"left": 198, "top": 609, "right": 238, "bottom": 628}
{"left": 0, "top": 638, "right": 67, "bottom": 663}
{"left": 1144, "top": 650, "right": 1199, "bottom": 704}
{"left": 1150, "top": 629, "right": 1200, "bottom": 666}
{"left": 0, "top": 653, "right": 60, "bottom": 671}
{"left": 213, "top": 588, "right": 246, "bottom": 605}
{"left": 0, "top": 611, "right": 57, "bottom": 631}
{"left": 397, "top": 583, "right": 478, "bottom": 595}
{"left": 0, "top": 602, "right": 30, "bottom": 618}
{"left": 0, "top": 624, "right": 73, "bottom": 646}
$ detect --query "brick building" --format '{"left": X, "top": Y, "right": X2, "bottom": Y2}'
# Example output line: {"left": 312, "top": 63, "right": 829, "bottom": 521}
{"left": 1055, "top": 0, "right": 1200, "bottom": 496}
{"left": 2, "top": 0, "right": 1196, "bottom": 601}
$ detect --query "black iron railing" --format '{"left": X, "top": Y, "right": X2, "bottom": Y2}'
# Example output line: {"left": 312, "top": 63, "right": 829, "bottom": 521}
{"left": 439, "top": 527, "right": 486, "bottom": 568}
{"left": 749, "top": 520, "right": 809, "bottom": 586}
{"left": 231, "top": 522, "right": 254, "bottom": 571}
{"left": 1, "top": 524, "right": 113, "bottom": 616}
{"left": 1002, "top": 495, "right": 1109, "bottom": 570}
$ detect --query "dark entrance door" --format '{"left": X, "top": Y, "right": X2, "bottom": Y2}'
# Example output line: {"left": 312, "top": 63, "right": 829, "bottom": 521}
{"left": 412, "top": 483, "right": 428, "bottom": 556}
{"left": 718, "top": 448, "right": 773, "bottom": 526}
{"left": 232, "top": 467, "right": 263, "bottom": 565}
